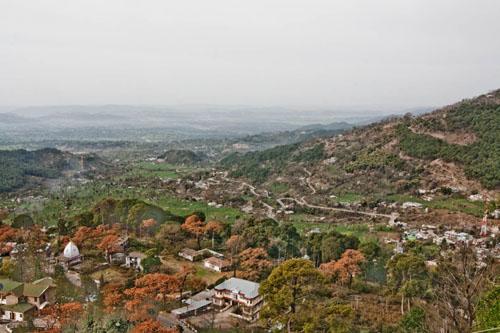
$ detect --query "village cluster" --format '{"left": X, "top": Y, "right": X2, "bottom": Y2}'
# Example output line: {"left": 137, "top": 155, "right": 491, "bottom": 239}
{"left": 0, "top": 169, "right": 499, "bottom": 333}
{"left": 389, "top": 213, "right": 500, "bottom": 263}
{"left": 0, "top": 220, "right": 267, "bottom": 333}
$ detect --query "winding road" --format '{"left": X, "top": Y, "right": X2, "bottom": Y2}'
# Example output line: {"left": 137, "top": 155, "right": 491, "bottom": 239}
{"left": 218, "top": 169, "right": 397, "bottom": 222}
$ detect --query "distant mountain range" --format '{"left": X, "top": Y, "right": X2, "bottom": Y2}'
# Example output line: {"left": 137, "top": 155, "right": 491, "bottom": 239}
{"left": 0, "top": 105, "right": 432, "bottom": 144}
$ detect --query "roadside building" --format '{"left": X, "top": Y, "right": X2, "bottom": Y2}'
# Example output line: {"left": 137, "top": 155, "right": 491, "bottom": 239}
{"left": 171, "top": 299, "right": 212, "bottom": 319}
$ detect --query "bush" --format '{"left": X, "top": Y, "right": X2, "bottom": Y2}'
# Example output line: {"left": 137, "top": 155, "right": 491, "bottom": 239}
{"left": 351, "top": 279, "right": 376, "bottom": 293}
{"left": 399, "top": 307, "right": 428, "bottom": 333}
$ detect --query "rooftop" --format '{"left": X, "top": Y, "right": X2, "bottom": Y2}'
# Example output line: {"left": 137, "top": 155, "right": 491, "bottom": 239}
{"left": 171, "top": 299, "right": 211, "bottom": 316}
{"left": 63, "top": 241, "right": 80, "bottom": 259}
{"left": 179, "top": 248, "right": 198, "bottom": 256}
{"left": 128, "top": 251, "right": 147, "bottom": 259}
{"left": 0, "top": 279, "right": 24, "bottom": 296}
{"left": 23, "top": 277, "right": 56, "bottom": 297}
{"left": 0, "top": 302, "right": 35, "bottom": 313}
{"left": 214, "top": 278, "right": 260, "bottom": 299}
{"left": 204, "top": 256, "right": 230, "bottom": 267}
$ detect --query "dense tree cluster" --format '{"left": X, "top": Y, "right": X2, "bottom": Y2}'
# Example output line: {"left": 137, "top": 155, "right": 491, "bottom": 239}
{"left": 220, "top": 143, "right": 325, "bottom": 183}
{"left": 0, "top": 148, "right": 69, "bottom": 192}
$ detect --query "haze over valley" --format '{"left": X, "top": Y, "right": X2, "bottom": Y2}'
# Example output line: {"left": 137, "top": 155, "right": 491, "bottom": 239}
{"left": 0, "top": 1, "right": 499, "bottom": 333}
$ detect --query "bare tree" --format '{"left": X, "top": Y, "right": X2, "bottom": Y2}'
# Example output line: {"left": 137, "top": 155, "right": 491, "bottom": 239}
{"left": 433, "top": 243, "right": 497, "bottom": 333}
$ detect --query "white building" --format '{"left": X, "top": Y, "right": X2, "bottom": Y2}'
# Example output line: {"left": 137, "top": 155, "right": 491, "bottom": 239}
{"left": 59, "top": 241, "right": 82, "bottom": 269}
{"left": 125, "top": 252, "right": 146, "bottom": 271}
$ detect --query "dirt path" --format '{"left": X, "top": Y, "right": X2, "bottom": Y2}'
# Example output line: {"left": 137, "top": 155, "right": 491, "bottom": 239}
{"left": 219, "top": 170, "right": 397, "bottom": 222}
{"left": 221, "top": 175, "right": 275, "bottom": 218}
{"left": 303, "top": 167, "right": 317, "bottom": 194}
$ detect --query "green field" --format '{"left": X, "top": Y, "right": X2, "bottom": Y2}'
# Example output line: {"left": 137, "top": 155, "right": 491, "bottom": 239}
{"left": 156, "top": 196, "right": 245, "bottom": 223}
{"left": 289, "top": 216, "right": 372, "bottom": 240}
{"left": 122, "top": 162, "right": 198, "bottom": 180}
{"left": 3, "top": 171, "right": 245, "bottom": 226}
{"left": 268, "top": 182, "right": 290, "bottom": 194}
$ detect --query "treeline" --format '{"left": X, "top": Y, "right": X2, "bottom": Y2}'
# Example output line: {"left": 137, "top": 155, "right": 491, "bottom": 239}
{"left": 0, "top": 148, "right": 69, "bottom": 192}
{"left": 58, "top": 197, "right": 191, "bottom": 236}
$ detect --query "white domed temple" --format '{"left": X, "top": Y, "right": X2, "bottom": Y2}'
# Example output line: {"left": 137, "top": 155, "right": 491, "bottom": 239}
{"left": 59, "top": 241, "right": 82, "bottom": 269}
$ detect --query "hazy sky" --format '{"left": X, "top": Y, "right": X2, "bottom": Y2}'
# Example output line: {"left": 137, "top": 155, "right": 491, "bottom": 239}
{"left": 1, "top": 0, "right": 499, "bottom": 108}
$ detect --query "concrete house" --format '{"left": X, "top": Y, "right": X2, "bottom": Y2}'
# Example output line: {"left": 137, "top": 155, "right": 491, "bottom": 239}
{"left": 125, "top": 252, "right": 147, "bottom": 271}
{"left": 213, "top": 278, "right": 263, "bottom": 322}
{"left": 0, "top": 303, "right": 35, "bottom": 323}
{"left": 178, "top": 248, "right": 202, "bottom": 262}
{"left": 23, "top": 278, "right": 56, "bottom": 310}
{"left": 203, "top": 257, "right": 231, "bottom": 272}
{"left": 178, "top": 248, "right": 225, "bottom": 262}
{"left": 105, "top": 237, "right": 129, "bottom": 265}
{"left": 0, "top": 277, "right": 56, "bottom": 323}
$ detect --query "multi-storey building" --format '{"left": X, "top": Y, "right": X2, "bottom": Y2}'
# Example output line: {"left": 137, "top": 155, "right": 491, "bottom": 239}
{"left": 213, "top": 278, "right": 263, "bottom": 322}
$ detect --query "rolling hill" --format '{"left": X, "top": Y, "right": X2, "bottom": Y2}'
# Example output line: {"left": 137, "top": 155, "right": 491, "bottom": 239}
{"left": 158, "top": 149, "right": 207, "bottom": 165}
{"left": 220, "top": 89, "right": 500, "bottom": 197}
{"left": 0, "top": 148, "right": 100, "bottom": 192}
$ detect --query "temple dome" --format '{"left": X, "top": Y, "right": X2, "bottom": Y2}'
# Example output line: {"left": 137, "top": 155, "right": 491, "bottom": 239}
{"left": 63, "top": 241, "right": 80, "bottom": 259}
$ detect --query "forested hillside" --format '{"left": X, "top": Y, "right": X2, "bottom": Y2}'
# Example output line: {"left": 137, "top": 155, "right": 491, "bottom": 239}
{"left": 221, "top": 89, "right": 500, "bottom": 193}
{"left": 0, "top": 148, "right": 90, "bottom": 192}
{"left": 221, "top": 142, "right": 325, "bottom": 183}
{"left": 158, "top": 149, "right": 207, "bottom": 165}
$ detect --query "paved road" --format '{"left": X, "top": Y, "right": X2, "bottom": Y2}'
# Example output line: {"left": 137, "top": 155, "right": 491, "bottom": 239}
{"left": 278, "top": 197, "right": 397, "bottom": 221}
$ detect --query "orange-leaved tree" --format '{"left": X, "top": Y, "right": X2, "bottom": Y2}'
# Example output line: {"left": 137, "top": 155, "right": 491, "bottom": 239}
{"left": 0, "top": 225, "right": 19, "bottom": 242}
{"left": 124, "top": 273, "right": 180, "bottom": 322}
{"left": 97, "top": 234, "right": 120, "bottom": 253}
{"left": 238, "top": 247, "right": 273, "bottom": 281}
{"left": 319, "top": 260, "right": 337, "bottom": 280}
{"left": 181, "top": 215, "right": 206, "bottom": 249}
{"left": 39, "top": 302, "right": 84, "bottom": 332}
{"left": 141, "top": 218, "right": 157, "bottom": 238}
{"left": 205, "top": 220, "right": 223, "bottom": 248}
{"left": 330, "top": 249, "right": 365, "bottom": 287}
{"left": 102, "top": 282, "right": 125, "bottom": 313}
